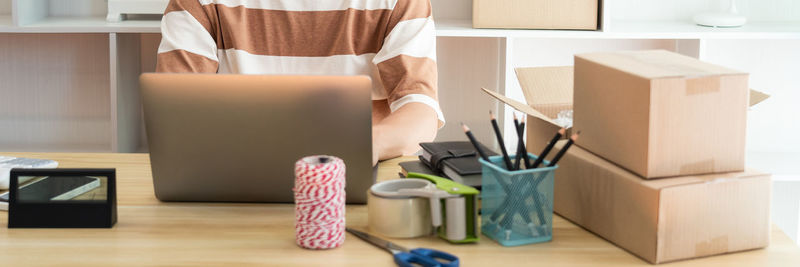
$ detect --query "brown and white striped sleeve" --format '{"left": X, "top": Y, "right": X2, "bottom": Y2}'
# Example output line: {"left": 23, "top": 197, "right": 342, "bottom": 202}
{"left": 156, "top": 0, "right": 219, "bottom": 73}
{"left": 374, "top": 0, "right": 444, "bottom": 126}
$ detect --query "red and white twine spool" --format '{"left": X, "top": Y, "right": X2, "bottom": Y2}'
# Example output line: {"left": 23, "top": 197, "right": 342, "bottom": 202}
{"left": 294, "top": 155, "right": 346, "bottom": 249}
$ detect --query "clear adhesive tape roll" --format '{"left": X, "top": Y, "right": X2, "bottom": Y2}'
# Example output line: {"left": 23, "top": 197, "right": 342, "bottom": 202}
{"left": 294, "top": 155, "right": 346, "bottom": 249}
{"left": 367, "top": 181, "right": 434, "bottom": 238}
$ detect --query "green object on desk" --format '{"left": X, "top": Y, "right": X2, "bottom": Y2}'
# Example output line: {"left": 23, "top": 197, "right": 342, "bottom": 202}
{"left": 406, "top": 172, "right": 480, "bottom": 244}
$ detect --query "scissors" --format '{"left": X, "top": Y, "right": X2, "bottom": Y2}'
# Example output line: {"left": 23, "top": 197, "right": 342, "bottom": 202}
{"left": 345, "top": 228, "right": 459, "bottom": 267}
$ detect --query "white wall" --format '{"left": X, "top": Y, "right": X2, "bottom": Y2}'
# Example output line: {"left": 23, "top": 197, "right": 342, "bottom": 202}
{"left": 434, "top": 37, "right": 503, "bottom": 147}
{"left": 607, "top": 0, "right": 800, "bottom": 21}
{"left": 607, "top": 0, "right": 716, "bottom": 21}
{"left": 511, "top": 39, "right": 677, "bottom": 66}
{"left": 48, "top": 0, "right": 106, "bottom": 16}
{"left": 773, "top": 179, "right": 800, "bottom": 244}
{"left": 701, "top": 39, "right": 800, "bottom": 175}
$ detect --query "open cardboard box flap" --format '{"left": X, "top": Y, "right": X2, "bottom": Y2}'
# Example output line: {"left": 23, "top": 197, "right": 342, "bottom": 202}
{"left": 481, "top": 88, "right": 554, "bottom": 124}
{"left": 750, "top": 89, "right": 770, "bottom": 106}
{"left": 482, "top": 66, "right": 770, "bottom": 153}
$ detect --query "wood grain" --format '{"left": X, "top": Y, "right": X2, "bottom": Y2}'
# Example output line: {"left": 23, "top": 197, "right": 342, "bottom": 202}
{"left": 0, "top": 152, "right": 798, "bottom": 266}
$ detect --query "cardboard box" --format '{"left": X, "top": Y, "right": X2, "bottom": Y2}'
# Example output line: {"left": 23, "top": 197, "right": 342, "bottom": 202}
{"left": 473, "top": 0, "right": 598, "bottom": 30}
{"left": 552, "top": 140, "right": 771, "bottom": 264}
{"left": 482, "top": 66, "right": 768, "bottom": 168}
{"left": 574, "top": 50, "right": 750, "bottom": 178}
{"left": 482, "top": 67, "right": 574, "bottom": 154}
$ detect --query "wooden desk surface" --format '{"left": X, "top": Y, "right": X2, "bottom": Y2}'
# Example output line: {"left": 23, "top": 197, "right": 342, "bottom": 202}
{"left": 1, "top": 152, "right": 798, "bottom": 266}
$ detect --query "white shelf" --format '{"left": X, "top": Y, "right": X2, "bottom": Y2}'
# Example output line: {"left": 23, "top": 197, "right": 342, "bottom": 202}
{"left": 437, "top": 19, "right": 800, "bottom": 40}
{"left": 1, "top": 17, "right": 799, "bottom": 40}
{"left": 5, "top": 16, "right": 160, "bottom": 33}
{"left": 608, "top": 20, "right": 800, "bottom": 40}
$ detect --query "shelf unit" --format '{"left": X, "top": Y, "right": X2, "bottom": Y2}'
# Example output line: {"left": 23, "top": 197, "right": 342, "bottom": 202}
{"left": 3, "top": 16, "right": 800, "bottom": 39}
{"left": 10, "top": 16, "right": 161, "bottom": 33}
{"left": 0, "top": 0, "right": 10, "bottom": 27}
{"left": 1, "top": 0, "right": 799, "bottom": 159}
{"left": 438, "top": 19, "right": 800, "bottom": 39}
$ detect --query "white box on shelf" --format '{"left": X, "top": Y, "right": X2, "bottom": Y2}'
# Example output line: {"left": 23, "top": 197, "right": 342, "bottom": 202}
{"left": 107, "top": 0, "right": 168, "bottom": 22}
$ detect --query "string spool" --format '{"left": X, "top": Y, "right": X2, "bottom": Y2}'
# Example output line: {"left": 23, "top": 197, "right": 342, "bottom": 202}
{"left": 294, "top": 155, "right": 346, "bottom": 249}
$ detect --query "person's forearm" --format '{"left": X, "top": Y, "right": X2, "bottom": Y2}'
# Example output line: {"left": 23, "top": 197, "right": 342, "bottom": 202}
{"left": 373, "top": 102, "right": 439, "bottom": 163}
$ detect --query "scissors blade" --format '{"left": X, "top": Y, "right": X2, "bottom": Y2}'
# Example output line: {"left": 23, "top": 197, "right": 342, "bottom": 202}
{"left": 345, "top": 228, "right": 408, "bottom": 254}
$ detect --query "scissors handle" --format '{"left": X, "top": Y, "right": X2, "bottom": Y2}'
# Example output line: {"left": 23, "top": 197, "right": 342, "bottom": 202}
{"left": 410, "top": 248, "right": 460, "bottom": 267}
{"left": 393, "top": 251, "right": 441, "bottom": 267}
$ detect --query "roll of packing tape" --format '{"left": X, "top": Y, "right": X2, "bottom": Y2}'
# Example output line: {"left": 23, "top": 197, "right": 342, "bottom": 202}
{"left": 367, "top": 180, "right": 434, "bottom": 238}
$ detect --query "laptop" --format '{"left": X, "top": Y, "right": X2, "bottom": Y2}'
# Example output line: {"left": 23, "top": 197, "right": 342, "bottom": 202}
{"left": 140, "top": 74, "right": 374, "bottom": 204}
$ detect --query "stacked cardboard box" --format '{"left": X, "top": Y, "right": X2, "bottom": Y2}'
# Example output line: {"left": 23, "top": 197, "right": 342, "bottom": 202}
{"left": 473, "top": 0, "right": 599, "bottom": 30}
{"left": 484, "top": 50, "right": 772, "bottom": 264}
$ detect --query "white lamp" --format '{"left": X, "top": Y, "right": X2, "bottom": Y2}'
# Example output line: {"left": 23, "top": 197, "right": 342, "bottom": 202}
{"left": 693, "top": 0, "right": 747, "bottom": 28}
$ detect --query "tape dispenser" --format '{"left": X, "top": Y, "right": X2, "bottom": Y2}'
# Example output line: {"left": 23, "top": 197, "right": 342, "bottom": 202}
{"left": 406, "top": 172, "right": 480, "bottom": 243}
{"left": 367, "top": 172, "right": 480, "bottom": 243}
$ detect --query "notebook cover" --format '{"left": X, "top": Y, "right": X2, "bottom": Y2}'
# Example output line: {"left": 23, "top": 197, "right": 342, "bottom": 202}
{"left": 419, "top": 141, "right": 497, "bottom": 176}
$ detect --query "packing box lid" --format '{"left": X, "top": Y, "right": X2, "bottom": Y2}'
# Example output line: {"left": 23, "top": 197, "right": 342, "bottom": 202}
{"left": 575, "top": 50, "right": 745, "bottom": 79}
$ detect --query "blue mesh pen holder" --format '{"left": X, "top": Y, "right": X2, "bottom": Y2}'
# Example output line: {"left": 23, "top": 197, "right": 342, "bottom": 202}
{"left": 479, "top": 154, "right": 557, "bottom": 246}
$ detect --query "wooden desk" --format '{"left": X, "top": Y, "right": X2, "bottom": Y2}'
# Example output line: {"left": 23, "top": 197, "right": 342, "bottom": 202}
{"left": 1, "top": 153, "right": 798, "bottom": 266}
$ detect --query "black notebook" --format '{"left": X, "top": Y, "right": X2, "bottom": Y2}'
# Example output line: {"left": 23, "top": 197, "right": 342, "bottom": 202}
{"left": 412, "top": 141, "right": 497, "bottom": 188}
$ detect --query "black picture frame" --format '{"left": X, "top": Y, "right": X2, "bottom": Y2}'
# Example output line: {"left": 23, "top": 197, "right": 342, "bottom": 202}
{"left": 8, "top": 168, "right": 117, "bottom": 228}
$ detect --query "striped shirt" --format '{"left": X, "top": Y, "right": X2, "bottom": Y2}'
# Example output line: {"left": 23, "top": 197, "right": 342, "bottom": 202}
{"left": 156, "top": 0, "right": 444, "bottom": 125}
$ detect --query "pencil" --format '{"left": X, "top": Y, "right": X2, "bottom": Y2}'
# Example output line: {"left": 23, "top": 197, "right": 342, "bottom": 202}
{"left": 530, "top": 128, "right": 566, "bottom": 168}
{"left": 512, "top": 114, "right": 523, "bottom": 170}
{"left": 519, "top": 117, "right": 531, "bottom": 168}
{"left": 547, "top": 131, "right": 580, "bottom": 167}
{"left": 462, "top": 123, "right": 490, "bottom": 162}
{"left": 513, "top": 116, "right": 529, "bottom": 170}
{"left": 490, "top": 111, "right": 514, "bottom": 170}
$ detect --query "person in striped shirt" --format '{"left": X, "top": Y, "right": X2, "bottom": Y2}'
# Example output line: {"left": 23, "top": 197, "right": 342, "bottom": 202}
{"left": 156, "top": 0, "right": 444, "bottom": 165}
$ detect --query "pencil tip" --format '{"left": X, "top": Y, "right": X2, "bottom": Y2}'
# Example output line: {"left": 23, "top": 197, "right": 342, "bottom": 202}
{"left": 462, "top": 123, "right": 470, "bottom": 132}
{"left": 513, "top": 113, "right": 518, "bottom": 120}
{"left": 571, "top": 133, "right": 580, "bottom": 140}
{"left": 559, "top": 128, "right": 566, "bottom": 135}
{"left": 490, "top": 110, "right": 495, "bottom": 120}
